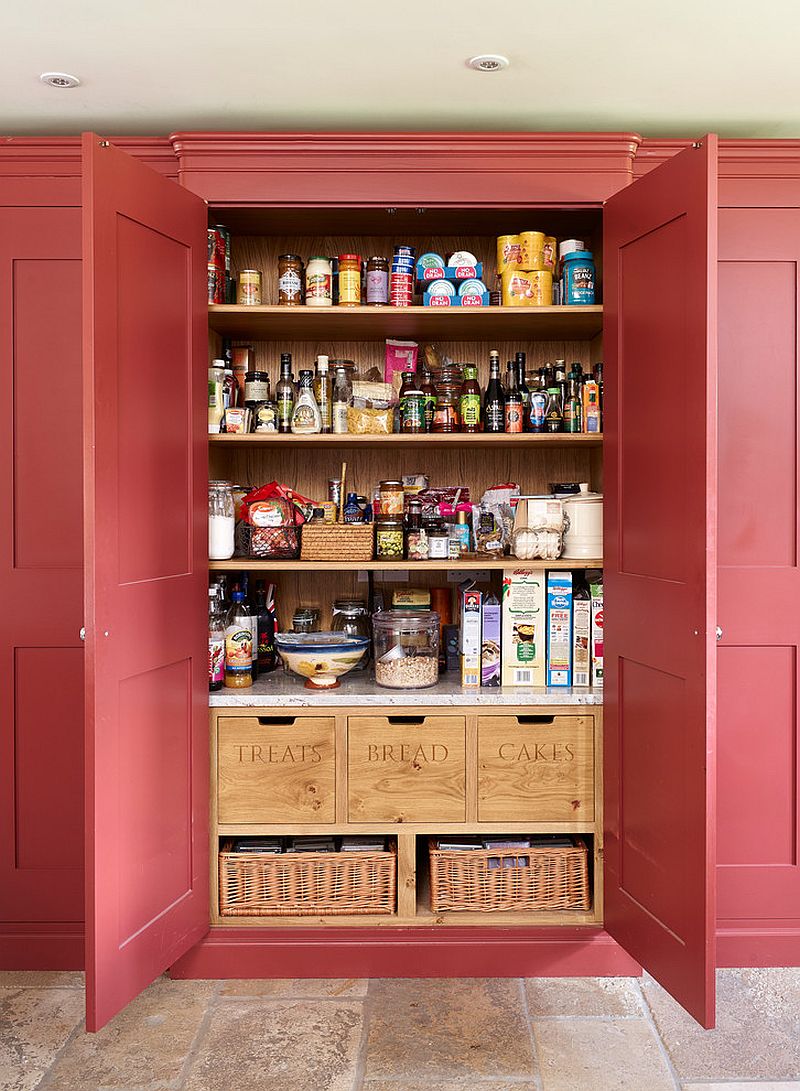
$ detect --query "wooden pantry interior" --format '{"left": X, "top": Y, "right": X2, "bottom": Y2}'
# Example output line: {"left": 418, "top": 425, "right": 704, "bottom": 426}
{"left": 2, "top": 131, "right": 799, "bottom": 1033}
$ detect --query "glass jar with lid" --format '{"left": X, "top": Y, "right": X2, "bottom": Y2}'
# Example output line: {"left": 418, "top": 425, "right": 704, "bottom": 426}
{"left": 432, "top": 382, "right": 461, "bottom": 433}
{"left": 366, "top": 256, "right": 389, "bottom": 305}
{"left": 277, "top": 254, "right": 304, "bottom": 306}
{"left": 338, "top": 254, "right": 362, "bottom": 306}
{"left": 305, "top": 257, "right": 333, "bottom": 307}
{"left": 331, "top": 599, "right": 371, "bottom": 669}
{"left": 292, "top": 608, "right": 321, "bottom": 633}
{"left": 378, "top": 480, "right": 404, "bottom": 516}
{"left": 208, "top": 481, "right": 235, "bottom": 560}
{"left": 373, "top": 610, "right": 440, "bottom": 689}
{"left": 376, "top": 516, "right": 405, "bottom": 559}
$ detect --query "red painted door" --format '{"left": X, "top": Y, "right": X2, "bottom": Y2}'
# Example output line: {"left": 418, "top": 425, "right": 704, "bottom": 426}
{"left": 604, "top": 136, "right": 718, "bottom": 1027}
{"left": 0, "top": 204, "right": 84, "bottom": 940}
{"left": 717, "top": 207, "right": 800, "bottom": 946}
{"left": 82, "top": 134, "right": 209, "bottom": 1031}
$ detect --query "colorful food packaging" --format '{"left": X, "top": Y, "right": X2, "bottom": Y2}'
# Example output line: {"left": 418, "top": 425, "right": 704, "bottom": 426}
{"left": 501, "top": 569, "right": 545, "bottom": 686}
{"left": 590, "top": 574, "right": 604, "bottom": 687}
{"left": 572, "top": 585, "right": 591, "bottom": 687}
{"left": 460, "top": 587, "right": 482, "bottom": 689}
{"left": 502, "top": 269, "right": 553, "bottom": 307}
{"left": 546, "top": 571, "right": 573, "bottom": 687}
{"left": 481, "top": 595, "right": 501, "bottom": 688}
{"left": 496, "top": 234, "right": 523, "bottom": 274}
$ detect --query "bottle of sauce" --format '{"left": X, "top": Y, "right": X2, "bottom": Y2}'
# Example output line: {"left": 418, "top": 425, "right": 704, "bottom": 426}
{"left": 504, "top": 361, "right": 523, "bottom": 434}
{"left": 338, "top": 254, "right": 362, "bottom": 306}
{"left": 208, "top": 586, "right": 225, "bottom": 692}
{"left": 484, "top": 350, "right": 505, "bottom": 434}
{"left": 459, "top": 365, "right": 482, "bottom": 433}
{"left": 528, "top": 373, "right": 548, "bottom": 433}
{"left": 420, "top": 368, "right": 437, "bottom": 433}
{"left": 545, "top": 387, "right": 564, "bottom": 433}
{"left": 224, "top": 591, "right": 253, "bottom": 688}
{"left": 564, "top": 379, "right": 583, "bottom": 433}
{"left": 276, "top": 353, "right": 295, "bottom": 434}
{"left": 254, "top": 582, "right": 277, "bottom": 674}
{"left": 314, "top": 354, "right": 332, "bottom": 433}
{"left": 291, "top": 370, "right": 322, "bottom": 434}
{"left": 398, "top": 370, "right": 416, "bottom": 423}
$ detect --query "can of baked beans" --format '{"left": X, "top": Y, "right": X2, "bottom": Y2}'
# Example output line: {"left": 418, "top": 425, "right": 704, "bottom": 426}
{"left": 237, "top": 269, "right": 262, "bottom": 306}
{"left": 207, "top": 262, "right": 225, "bottom": 304}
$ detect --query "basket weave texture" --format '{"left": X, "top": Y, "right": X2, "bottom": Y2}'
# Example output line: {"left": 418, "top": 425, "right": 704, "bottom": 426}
{"left": 300, "top": 523, "right": 374, "bottom": 561}
{"left": 219, "top": 842, "right": 396, "bottom": 916}
{"left": 428, "top": 837, "right": 591, "bottom": 913}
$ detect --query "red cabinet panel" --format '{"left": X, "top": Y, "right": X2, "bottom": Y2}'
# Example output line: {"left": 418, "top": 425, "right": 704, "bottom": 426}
{"left": 0, "top": 208, "right": 84, "bottom": 928}
{"left": 717, "top": 207, "right": 800, "bottom": 930}
{"left": 604, "top": 137, "right": 718, "bottom": 1027}
{"left": 82, "top": 135, "right": 209, "bottom": 1031}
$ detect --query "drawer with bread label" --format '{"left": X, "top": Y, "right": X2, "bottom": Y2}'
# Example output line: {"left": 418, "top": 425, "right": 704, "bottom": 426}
{"left": 347, "top": 715, "right": 466, "bottom": 823}
{"left": 217, "top": 715, "right": 336, "bottom": 824}
{"left": 477, "top": 714, "right": 594, "bottom": 823}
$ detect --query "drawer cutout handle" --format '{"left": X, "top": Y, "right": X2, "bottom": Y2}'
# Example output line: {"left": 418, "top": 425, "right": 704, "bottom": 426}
{"left": 257, "top": 716, "right": 297, "bottom": 726}
{"left": 387, "top": 716, "right": 426, "bottom": 726}
{"left": 516, "top": 715, "right": 555, "bottom": 725}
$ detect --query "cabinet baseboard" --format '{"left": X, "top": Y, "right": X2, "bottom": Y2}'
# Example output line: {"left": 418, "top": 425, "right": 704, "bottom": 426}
{"left": 0, "top": 923, "right": 84, "bottom": 970}
{"left": 717, "top": 922, "right": 800, "bottom": 967}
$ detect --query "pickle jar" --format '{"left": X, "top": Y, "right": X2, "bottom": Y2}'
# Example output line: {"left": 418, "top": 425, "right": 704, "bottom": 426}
{"left": 375, "top": 516, "right": 405, "bottom": 559}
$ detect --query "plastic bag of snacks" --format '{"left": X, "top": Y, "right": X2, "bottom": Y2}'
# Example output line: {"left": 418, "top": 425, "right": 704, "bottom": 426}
{"left": 473, "top": 484, "right": 520, "bottom": 555}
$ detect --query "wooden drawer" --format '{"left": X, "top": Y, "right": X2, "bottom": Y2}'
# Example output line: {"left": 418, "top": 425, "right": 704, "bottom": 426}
{"left": 217, "top": 715, "right": 336, "bottom": 824}
{"left": 478, "top": 714, "right": 594, "bottom": 823}
{"left": 347, "top": 715, "right": 466, "bottom": 823}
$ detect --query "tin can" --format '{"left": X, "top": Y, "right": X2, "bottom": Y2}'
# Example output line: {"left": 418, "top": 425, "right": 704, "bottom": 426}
{"left": 496, "top": 234, "right": 523, "bottom": 274}
{"left": 328, "top": 478, "right": 342, "bottom": 511}
{"left": 562, "top": 251, "right": 596, "bottom": 305}
{"left": 207, "top": 262, "right": 225, "bottom": 304}
{"left": 502, "top": 269, "right": 553, "bottom": 307}
{"left": 520, "top": 231, "right": 545, "bottom": 269}
{"left": 211, "top": 224, "right": 231, "bottom": 272}
{"left": 237, "top": 269, "right": 262, "bottom": 306}
{"left": 542, "top": 236, "right": 557, "bottom": 272}
{"left": 207, "top": 228, "right": 223, "bottom": 264}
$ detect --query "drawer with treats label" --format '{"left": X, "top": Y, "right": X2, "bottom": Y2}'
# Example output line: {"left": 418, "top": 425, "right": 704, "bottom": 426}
{"left": 217, "top": 715, "right": 336, "bottom": 824}
{"left": 477, "top": 715, "right": 594, "bottom": 823}
{"left": 348, "top": 715, "right": 466, "bottom": 823}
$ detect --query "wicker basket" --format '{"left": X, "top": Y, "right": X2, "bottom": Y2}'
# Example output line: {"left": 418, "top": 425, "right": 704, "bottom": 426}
{"left": 300, "top": 523, "right": 374, "bottom": 562}
{"left": 219, "top": 841, "right": 397, "bottom": 916}
{"left": 428, "top": 837, "right": 591, "bottom": 913}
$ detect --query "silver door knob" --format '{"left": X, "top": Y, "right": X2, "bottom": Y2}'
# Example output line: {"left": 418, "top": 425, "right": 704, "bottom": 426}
{"left": 79, "top": 627, "right": 86, "bottom": 641}
{"left": 716, "top": 626, "right": 723, "bottom": 641}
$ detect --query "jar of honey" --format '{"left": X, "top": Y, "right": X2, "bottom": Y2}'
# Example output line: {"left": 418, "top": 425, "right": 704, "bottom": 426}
{"left": 338, "top": 254, "right": 362, "bottom": 306}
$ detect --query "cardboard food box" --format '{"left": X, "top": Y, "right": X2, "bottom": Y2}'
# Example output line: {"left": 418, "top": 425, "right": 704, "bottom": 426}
{"left": 460, "top": 588, "right": 482, "bottom": 689}
{"left": 590, "top": 574, "right": 604, "bottom": 688}
{"left": 501, "top": 570, "right": 545, "bottom": 686}
{"left": 572, "top": 583, "right": 591, "bottom": 688}
{"left": 546, "top": 571, "right": 573, "bottom": 687}
{"left": 480, "top": 594, "right": 501, "bottom": 688}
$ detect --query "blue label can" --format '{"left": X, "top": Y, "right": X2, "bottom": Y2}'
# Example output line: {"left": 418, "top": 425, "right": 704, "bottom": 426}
{"left": 562, "top": 250, "right": 596, "bottom": 305}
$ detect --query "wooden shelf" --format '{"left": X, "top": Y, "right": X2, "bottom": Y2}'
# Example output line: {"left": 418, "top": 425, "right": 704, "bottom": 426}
{"left": 209, "top": 557, "right": 603, "bottom": 572}
{"left": 208, "top": 303, "right": 604, "bottom": 342}
{"left": 210, "top": 432, "right": 602, "bottom": 449}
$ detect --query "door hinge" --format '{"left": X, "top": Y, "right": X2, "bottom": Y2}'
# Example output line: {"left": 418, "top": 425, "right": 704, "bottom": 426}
{"left": 692, "top": 141, "right": 702, "bottom": 149}
{"left": 99, "top": 140, "right": 110, "bottom": 148}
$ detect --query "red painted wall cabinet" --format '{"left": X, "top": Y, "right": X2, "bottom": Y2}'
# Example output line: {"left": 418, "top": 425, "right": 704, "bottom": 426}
{"left": 0, "top": 130, "right": 795, "bottom": 1032}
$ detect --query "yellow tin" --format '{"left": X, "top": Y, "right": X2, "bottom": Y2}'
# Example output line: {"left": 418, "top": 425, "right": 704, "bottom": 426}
{"left": 502, "top": 269, "right": 553, "bottom": 307}
{"left": 542, "top": 236, "right": 557, "bottom": 273}
{"left": 520, "top": 231, "right": 545, "bottom": 270}
{"left": 496, "top": 234, "right": 523, "bottom": 274}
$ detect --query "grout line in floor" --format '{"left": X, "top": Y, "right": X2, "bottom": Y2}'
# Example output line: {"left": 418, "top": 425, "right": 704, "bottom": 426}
{"left": 349, "top": 978, "right": 374, "bottom": 1091}
{"left": 32, "top": 1009, "right": 87, "bottom": 1091}
{"left": 517, "top": 977, "right": 544, "bottom": 1091}
{"left": 173, "top": 978, "right": 224, "bottom": 1091}
{"left": 631, "top": 976, "right": 683, "bottom": 1091}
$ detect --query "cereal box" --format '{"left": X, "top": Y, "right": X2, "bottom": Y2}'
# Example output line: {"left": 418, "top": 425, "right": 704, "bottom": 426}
{"left": 546, "top": 571, "right": 573, "bottom": 687}
{"left": 501, "top": 570, "right": 545, "bottom": 686}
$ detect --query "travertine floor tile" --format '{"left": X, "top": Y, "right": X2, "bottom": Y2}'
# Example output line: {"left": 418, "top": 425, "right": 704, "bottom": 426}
{"left": 643, "top": 969, "right": 800, "bottom": 1081}
{"left": 524, "top": 976, "right": 642, "bottom": 1016}
{"left": 42, "top": 977, "right": 215, "bottom": 1091}
{"left": 683, "top": 1083, "right": 800, "bottom": 1090}
{"left": 0, "top": 972, "right": 83, "bottom": 989}
{"left": 534, "top": 1017, "right": 676, "bottom": 1091}
{"left": 362, "top": 1082, "right": 539, "bottom": 1090}
{"left": 219, "top": 977, "right": 368, "bottom": 998}
{"left": 0, "top": 987, "right": 84, "bottom": 1091}
{"left": 182, "top": 998, "right": 362, "bottom": 1091}
{"left": 364, "top": 979, "right": 536, "bottom": 1081}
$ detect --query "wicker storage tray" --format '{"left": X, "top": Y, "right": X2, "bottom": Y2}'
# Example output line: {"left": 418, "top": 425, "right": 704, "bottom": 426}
{"left": 428, "top": 837, "right": 591, "bottom": 913}
{"left": 300, "top": 523, "right": 374, "bottom": 562}
{"left": 219, "top": 841, "right": 397, "bottom": 916}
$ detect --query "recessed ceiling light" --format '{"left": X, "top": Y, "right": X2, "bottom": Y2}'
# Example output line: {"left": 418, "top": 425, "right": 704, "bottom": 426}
{"left": 467, "top": 55, "right": 510, "bottom": 72}
{"left": 39, "top": 72, "right": 81, "bottom": 89}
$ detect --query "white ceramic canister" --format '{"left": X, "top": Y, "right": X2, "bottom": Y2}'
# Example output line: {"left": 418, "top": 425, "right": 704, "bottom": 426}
{"left": 561, "top": 484, "right": 603, "bottom": 559}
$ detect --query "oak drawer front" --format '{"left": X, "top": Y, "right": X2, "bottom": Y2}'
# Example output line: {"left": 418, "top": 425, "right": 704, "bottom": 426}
{"left": 217, "top": 716, "right": 336, "bottom": 824}
{"left": 478, "top": 715, "right": 594, "bottom": 823}
{"left": 347, "top": 715, "right": 466, "bottom": 823}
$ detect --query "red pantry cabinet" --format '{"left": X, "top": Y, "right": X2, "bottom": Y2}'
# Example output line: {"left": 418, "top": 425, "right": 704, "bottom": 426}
{"left": 0, "top": 130, "right": 798, "bottom": 1031}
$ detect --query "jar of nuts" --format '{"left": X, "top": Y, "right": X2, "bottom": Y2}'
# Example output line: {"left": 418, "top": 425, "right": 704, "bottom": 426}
{"left": 376, "top": 516, "right": 404, "bottom": 559}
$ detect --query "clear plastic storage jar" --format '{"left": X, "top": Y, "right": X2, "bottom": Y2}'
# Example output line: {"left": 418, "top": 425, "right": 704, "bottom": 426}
{"left": 373, "top": 610, "right": 440, "bottom": 689}
{"left": 208, "top": 481, "right": 235, "bottom": 560}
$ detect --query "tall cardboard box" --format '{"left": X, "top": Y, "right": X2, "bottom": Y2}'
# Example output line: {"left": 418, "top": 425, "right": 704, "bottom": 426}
{"left": 461, "top": 588, "right": 482, "bottom": 688}
{"left": 481, "top": 594, "right": 501, "bottom": 687}
{"left": 546, "top": 571, "right": 573, "bottom": 687}
{"left": 590, "top": 574, "right": 604, "bottom": 688}
{"left": 501, "top": 570, "right": 545, "bottom": 686}
{"left": 572, "top": 582, "right": 591, "bottom": 687}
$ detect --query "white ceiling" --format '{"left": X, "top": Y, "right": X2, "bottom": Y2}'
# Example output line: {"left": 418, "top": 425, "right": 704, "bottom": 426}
{"left": 4, "top": 0, "right": 800, "bottom": 138}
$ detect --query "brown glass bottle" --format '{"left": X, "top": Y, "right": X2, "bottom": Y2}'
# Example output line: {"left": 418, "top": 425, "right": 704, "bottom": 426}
{"left": 420, "top": 368, "right": 437, "bottom": 432}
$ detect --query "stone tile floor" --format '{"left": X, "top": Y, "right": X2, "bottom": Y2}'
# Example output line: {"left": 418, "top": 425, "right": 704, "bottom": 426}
{"left": 1, "top": 969, "right": 799, "bottom": 1090}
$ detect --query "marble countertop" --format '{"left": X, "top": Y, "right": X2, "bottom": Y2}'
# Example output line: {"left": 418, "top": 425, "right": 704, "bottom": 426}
{"left": 209, "top": 673, "right": 603, "bottom": 708}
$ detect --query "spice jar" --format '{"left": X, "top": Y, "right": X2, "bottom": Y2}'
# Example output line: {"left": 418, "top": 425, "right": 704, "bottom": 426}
{"left": 373, "top": 610, "right": 440, "bottom": 689}
{"left": 366, "top": 256, "right": 389, "bottom": 305}
{"left": 277, "top": 254, "right": 304, "bottom": 306}
{"left": 376, "top": 516, "right": 405, "bottom": 559}
{"left": 378, "top": 480, "right": 404, "bottom": 516}
{"left": 338, "top": 253, "right": 362, "bottom": 306}
{"left": 208, "top": 481, "right": 235, "bottom": 560}
{"left": 237, "top": 269, "right": 262, "bottom": 306}
{"left": 305, "top": 256, "right": 333, "bottom": 307}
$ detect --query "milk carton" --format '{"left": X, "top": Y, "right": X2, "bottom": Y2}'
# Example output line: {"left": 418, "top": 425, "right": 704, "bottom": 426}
{"left": 546, "top": 571, "right": 573, "bottom": 687}
{"left": 589, "top": 573, "right": 604, "bottom": 688}
{"left": 460, "top": 588, "right": 482, "bottom": 689}
{"left": 501, "top": 570, "right": 545, "bottom": 686}
{"left": 572, "top": 582, "right": 591, "bottom": 688}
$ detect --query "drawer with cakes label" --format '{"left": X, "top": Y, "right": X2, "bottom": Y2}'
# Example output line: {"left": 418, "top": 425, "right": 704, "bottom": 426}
{"left": 347, "top": 715, "right": 466, "bottom": 824}
{"left": 477, "top": 715, "right": 595, "bottom": 823}
{"left": 217, "top": 715, "right": 336, "bottom": 824}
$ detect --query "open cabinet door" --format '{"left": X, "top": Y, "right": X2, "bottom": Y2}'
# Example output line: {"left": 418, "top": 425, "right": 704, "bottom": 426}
{"left": 604, "top": 136, "right": 718, "bottom": 1027}
{"left": 82, "top": 134, "right": 209, "bottom": 1030}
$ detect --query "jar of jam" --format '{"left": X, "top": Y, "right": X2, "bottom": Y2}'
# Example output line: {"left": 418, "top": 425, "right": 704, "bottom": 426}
{"left": 277, "top": 254, "right": 304, "bottom": 306}
{"left": 378, "top": 480, "right": 405, "bottom": 516}
{"left": 244, "top": 370, "right": 270, "bottom": 406}
{"left": 366, "top": 256, "right": 389, "bottom": 305}
{"left": 376, "top": 517, "right": 405, "bottom": 559}
{"left": 432, "top": 383, "right": 460, "bottom": 433}
{"left": 338, "top": 254, "right": 362, "bottom": 306}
